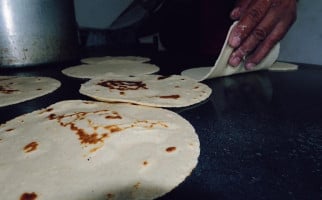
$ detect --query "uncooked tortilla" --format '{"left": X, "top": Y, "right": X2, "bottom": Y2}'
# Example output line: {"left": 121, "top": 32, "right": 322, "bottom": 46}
{"left": 81, "top": 56, "right": 151, "bottom": 64}
{"left": 0, "top": 100, "right": 200, "bottom": 200}
{"left": 79, "top": 74, "right": 212, "bottom": 108}
{"left": 0, "top": 76, "right": 61, "bottom": 107}
{"left": 62, "top": 62, "right": 160, "bottom": 79}
{"left": 181, "top": 21, "right": 280, "bottom": 81}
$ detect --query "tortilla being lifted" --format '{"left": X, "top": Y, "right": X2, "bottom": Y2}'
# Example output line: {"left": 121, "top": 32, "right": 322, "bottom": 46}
{"left": 181, "top": 21, "right": 280, "bottom": 81}
{"left": 80, "top": 74, "right": 212, "bottom": 108}
{"left": 0, "top": 100, "right": 200, "bottom": 200}
{"left": 0, "top": 76, "right": 61, "bottom": 107}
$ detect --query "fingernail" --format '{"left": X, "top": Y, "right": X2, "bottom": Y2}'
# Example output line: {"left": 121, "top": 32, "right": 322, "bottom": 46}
{"left": 246, "top": 63, "right": 255, "bottom": 70}
{"left": 230, "top": 36, "right": 241, "bottom": 47}
{"left": 229, "top": 56, "right": 241, "bottom": 67}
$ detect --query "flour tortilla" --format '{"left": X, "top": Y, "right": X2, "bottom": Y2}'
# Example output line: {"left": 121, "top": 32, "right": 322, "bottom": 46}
{"left": 0, "top": 100, "right": 200, "bottom": 200}
{"left": 181, "top": 21, "right": 280, "bottom": 81}
{"left": 268, "top": 61, "right": 298, "bottom": 71}
{"left": 81, "top": 56, "right": 151, "bottom": 64}
{"left": 0, "top": 76, "right": 61, "bottom": 107}
{"left": 62, "top": 62, "right": 160, "bottom": 79}
{"left": 79, "top": 74, "right": 212, "bottom": 108}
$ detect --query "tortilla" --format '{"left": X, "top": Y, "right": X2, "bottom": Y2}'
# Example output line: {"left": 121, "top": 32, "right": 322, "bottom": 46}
{"left": 79, "top": 74, "right": 212, "bottom": 108}
{"left": 81, "top": 56, "right": 151, "bottom": 64}
{"left": 268, "top": 61, "right": 298, "bottom": 71}
{"left": 62, "top": 62, "right": 160, "bottom": 79}
{"left": 181, "top": 21, "right": 280, "bottom": 81}
{"left": 0, "top": 100, "right": 200, "bottom": 200}
{"left": 0, "top": 76, "right": 61, "bottom": 107}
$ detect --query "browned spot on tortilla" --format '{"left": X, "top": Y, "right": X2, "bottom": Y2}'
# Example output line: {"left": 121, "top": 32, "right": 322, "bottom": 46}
{"left": 39, "top": 108, "right": 53, "bottom": 115}
{"left": 5, "top": 128, "right": 14, "bottom": 132}
{"left": 0, "top": 85, "right": 18, "bottom": 94}
{"left": 107, "top": 193, "right": 115, "bottom": 199}
{"left": 194, "top": 86, "right": 200, "bottom": 89}
{"left": 143, "top": 161, "right": 148, "bottom": 166}
{"left": 175, "top": 86, "right": 180, "bottom": 88}
{"left": 166, "top": 146, "right": 176, "bottom": 153}
{"left": 36, "top": 88, "right": 42, "bottom": 90}
{"left": 119, "top": 91, "right": 125, "bottom": 95}
{"left": 159, "top": 95, "right": 180, "bottom": 99}
{"left": 98, "top": 80, "right": 148, "bottom": 91}
{"left": 105, "top": 111, "right": 122, "bottom": 119}
{"left": 20, "top": 192, "right": 37, "bottom": 200}
{"left": 133, "top": 182, "right": 141, "bottom": 190}
{"left": 157, "top": 75, "right": 170, "bottom": 80}
{"left": 24, "top": 142, "right": 38, "bottom": 153}
{"left": 105, "top": 125, "right": 123, "bottom": 133}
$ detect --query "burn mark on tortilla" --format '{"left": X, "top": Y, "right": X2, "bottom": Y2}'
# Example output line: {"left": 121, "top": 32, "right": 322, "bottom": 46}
{"left": 119, "top": 91, "right": 125, "bottom": 95}
{"left": 107, "top": 193, "right": 115, "bottom": 199}
{"left": 143, "top": 161, "right": 148, "bottom": 166}
{"left": 0, "top": 85, "right": 19, "bottom": 94}
{"left": 105, "top": 111, "right": 122, "bottom": 119}
{"left": 24, "top": 141, "right": 38, "bottom": 153}
{"left": 133, "top": 182, "right": 141, "bottom": 190}
{"left": 5, "top": 128, "right": 14, "bottom": 132}
{"left": 47, "top": 110, "right": 124, "bottom": 146}
{"left": 104, "top": 125, "right": 122, "bottom": 133}
{"left": 157, "top": 75, "right": 170, "bottom": 80}
{"left": 20, "top": 192, "right": 37, "bottom": 200}
{"left": 166, "top": 146, "right": 176, "bottom": 153}
{"left": 159, "top": 95, "right": 180, "bottom": 99}
{"left": 97, "top": 80, "right": 148, "bottom": 91}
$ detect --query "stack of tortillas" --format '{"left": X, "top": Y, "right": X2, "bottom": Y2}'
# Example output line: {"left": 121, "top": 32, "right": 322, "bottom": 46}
{"left": 0, "top": 100, "right": 200, "bottom": 200}
{"left": 0, "top": 76, "right": 61, "bottom": 107}
{"left": 62, "top": 56, "right": 160, "bottom": 79}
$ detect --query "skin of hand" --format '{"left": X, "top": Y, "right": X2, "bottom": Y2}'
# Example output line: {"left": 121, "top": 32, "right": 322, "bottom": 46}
{"left": 228, "top": 0, "right": 297, "bottom": 69}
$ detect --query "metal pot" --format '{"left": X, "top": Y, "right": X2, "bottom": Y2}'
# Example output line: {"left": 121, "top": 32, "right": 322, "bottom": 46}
{"left": 0, "top": 0, "right": 80, "bottom": 67}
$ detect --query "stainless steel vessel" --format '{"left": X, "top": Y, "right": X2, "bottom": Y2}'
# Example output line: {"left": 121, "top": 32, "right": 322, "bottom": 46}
{"left": 0, "top": 0, "right": 79, "bottom": 67}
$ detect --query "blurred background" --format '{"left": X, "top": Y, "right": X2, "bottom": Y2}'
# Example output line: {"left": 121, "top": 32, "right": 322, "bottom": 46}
{"left": 74, "top": 0, "right": 322, "bottom": 65}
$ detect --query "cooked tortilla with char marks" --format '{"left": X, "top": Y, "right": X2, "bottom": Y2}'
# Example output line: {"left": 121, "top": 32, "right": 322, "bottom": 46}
{"left": 0, "top": 100, "right": 200, "bottom": 200}
{"left": 80, "top": 74, "right": 212, "bottom": 108}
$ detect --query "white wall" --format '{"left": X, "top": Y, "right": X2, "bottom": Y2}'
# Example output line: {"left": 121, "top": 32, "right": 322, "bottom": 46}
{"left": 279, "top": 0, "right": 322, "bottom": 65}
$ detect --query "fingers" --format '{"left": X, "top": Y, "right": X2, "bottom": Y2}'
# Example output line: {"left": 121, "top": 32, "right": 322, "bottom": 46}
{"left": 228, "top": 0, "right": 297, "bottom": 69}
{"left": 245, "top": 19, "right": 296, "bottom": 69}
{"left": 230, "top": 0, "right": 252, "bottom": 20}
{"left": 228, "top": 0, "right": 272, "bottom": 48}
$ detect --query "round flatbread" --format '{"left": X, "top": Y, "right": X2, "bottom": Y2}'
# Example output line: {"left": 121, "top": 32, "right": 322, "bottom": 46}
{"left": 0, "top": 76, "right": 61, "bottom": 107}
{"left": 81, "top": 56, "right": 151, "bottom": 64}
{"left": 62, "top": 62, "right": 160, "bottom": 79}
{"left": 0, "top": 100, "right": 200, "bottom": 200}
{"left": 79, "top": 74, "right": 212, "bottom": 108}
{"left": 268, "top": 61, "right": 299, "bottom": 71}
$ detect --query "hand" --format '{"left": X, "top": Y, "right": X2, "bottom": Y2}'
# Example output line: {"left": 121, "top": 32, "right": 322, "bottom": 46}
{"left": 228, "top": 0, "right": 297, "bottom": 69}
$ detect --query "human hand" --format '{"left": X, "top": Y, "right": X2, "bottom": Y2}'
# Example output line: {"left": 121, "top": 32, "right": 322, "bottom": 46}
{"left": 228, "top": 0, "right": 297, "bottom": 69}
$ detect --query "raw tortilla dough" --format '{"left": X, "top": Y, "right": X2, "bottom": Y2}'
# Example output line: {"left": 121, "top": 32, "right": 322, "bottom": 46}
{"left": 0, "top": 100, "right": 200, "bottom": 200}
{"left": 62, "top": 62, "right": 160, "bottom": 79}
{"left": 79, "top": 74, "right": 212, "bottom": 108}
{"left": 0, "top": 76, "right": 61, "bottom": 107}
{"left": 181, "top": 21, "right": 280, "bottom": 81}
